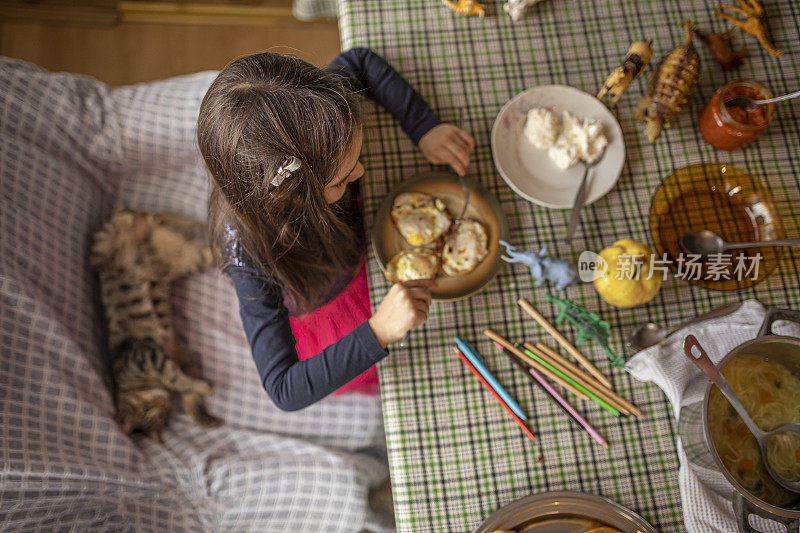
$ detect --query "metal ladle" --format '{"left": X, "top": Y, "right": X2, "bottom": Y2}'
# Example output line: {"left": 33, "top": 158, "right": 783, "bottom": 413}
{"left": 683, "top": 334, "right": 800, "bottom": 493}
{"left": 680, "top": 229, "right": 800, "bottom": 256}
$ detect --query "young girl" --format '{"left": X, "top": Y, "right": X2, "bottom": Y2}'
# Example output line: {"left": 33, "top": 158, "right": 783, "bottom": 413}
{"left": 198, "top": 47, "right": 474, "bottom": 411}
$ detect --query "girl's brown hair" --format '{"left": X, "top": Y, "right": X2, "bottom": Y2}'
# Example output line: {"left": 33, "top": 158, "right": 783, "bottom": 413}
{"left": 199, "top": 52, "right": 363, "bottom": 313}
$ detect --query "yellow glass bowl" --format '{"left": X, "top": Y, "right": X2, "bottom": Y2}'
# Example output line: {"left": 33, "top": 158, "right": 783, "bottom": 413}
{"left": 649, "top": 163, "right": 785, "bottom": 291}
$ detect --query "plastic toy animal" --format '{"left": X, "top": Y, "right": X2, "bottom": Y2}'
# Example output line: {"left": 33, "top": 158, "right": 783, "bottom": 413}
{"left": 545, "top": 292, "right": 625, "bottom": 368}
{"left": 714, "top": 0, "right": 782, "bottom": 57}
{"left": 503, "top": 0, "right": 544, "bottom": 21}
{"left": 500, "top": 240, "right": 578, "bottom": 291}
{"left": 634, "top": 21, "right": 700, "bottom": 142}
{"left": 597, "top": 40, "right": 653, "bottom": 105}
{"left": 442, "top": 0, "right": 485, "bottom": 17}
{"left": 692, "top": 26, "right": 747, "bottom": 70}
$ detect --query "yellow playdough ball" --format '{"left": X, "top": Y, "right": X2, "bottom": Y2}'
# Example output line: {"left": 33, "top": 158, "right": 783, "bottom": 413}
{"left": 594, "top": 239, "right": 662, "bottom": 308}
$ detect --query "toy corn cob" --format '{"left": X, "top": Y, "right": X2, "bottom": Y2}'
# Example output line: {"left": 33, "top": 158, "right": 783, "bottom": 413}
{"left": 597, "top": 40, "right": 654, "bottom": 105}
{"left": 634, "top": 21, "right": 701, "bottom": 143}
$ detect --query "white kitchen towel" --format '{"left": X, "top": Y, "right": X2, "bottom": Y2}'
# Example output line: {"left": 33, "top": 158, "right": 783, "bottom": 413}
{"left": 626, "top": 299, "right": 800, "bottom": 533}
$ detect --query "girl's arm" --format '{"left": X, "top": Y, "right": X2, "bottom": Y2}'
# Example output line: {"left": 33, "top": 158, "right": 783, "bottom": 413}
{"left": 327, "top": 47, "right": 475, "bottom": 175}
{"left": 228, "top": 265, "right": 387, "bottom": 411}
{"left": 327, "top": 47, "right": 442, "bottom": 145}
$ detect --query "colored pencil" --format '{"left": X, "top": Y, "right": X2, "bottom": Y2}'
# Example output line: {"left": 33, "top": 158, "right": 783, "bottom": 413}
{"left": 484, "top": 328, "right": 591, "bottom": 402}
{"left": 517, "top": 298, "right": 612, "bottom": 389}
{"left": 492, "top": 342, "right": 609, "bottom": 448}
{"left": 526, "top": 342, "right": 630, "bottom": 415}
{"left": 454, "top": 337, "right": 527, "bottom": 421}
{"left": 530, "top": 342, "right": 642, "bottom": 417}
{"left": 453, "top": 347, "right": 536, "bottom": 442}
{"left": 519, "top": 344, "right": 621, "bottom": 417}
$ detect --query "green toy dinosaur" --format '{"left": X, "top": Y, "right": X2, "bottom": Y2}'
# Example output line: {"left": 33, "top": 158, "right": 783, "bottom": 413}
{"left": 544, "top": 292, "right": 625, "bottom": 368}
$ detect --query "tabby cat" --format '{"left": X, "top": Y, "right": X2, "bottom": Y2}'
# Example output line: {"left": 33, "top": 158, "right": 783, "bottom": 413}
{"left": 91, "top": 209, "right": 220, "bottom": 442}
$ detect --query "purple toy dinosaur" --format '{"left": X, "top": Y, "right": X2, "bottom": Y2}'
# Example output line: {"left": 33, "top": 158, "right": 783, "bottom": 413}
{"left": 499, "top": 240, "right": 578, "bottom": 291}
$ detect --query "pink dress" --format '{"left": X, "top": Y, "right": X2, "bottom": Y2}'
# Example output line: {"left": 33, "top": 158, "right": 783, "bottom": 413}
{"left": 288, "top": 257, "right": 379, "bottom": 395}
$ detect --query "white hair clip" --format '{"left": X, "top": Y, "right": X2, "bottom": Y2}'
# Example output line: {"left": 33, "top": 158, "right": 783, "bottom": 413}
{"left": 270, "top": 156, "right": 302, "bottom": 187}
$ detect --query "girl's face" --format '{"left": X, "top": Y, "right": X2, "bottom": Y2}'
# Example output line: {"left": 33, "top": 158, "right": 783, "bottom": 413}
{"left": 324, "top": 128, "right": 364, "bottom": 204}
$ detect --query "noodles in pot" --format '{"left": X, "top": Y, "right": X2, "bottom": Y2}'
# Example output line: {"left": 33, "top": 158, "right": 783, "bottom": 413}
{"left": 708, "top": 356, "right": 800, "bottom": 507}
{"left": 766, "top": 430, "right": 800, "bottom": 482}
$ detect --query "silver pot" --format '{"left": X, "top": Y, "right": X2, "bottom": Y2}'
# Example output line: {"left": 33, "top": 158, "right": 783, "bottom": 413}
{"left": 678, "top": 308, "right": 800, "bottom": 533}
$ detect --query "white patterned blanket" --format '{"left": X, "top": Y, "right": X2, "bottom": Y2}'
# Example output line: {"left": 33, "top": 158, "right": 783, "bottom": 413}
{"left": 0, "top": 57, "right": 389, "bottom": 532}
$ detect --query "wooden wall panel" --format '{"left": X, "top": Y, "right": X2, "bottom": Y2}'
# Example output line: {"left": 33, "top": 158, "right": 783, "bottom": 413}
{"left": 0, "top": 19, "right": 341, "bottom": 85}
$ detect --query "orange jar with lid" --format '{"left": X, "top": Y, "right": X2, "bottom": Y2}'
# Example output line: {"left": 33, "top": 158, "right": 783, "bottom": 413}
{"left": 699, "top": 79, "right": 774, "bottom": 151}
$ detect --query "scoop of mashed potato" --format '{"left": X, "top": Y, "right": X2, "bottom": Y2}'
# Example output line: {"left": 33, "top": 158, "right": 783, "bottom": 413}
{"left": 522, "top": 107, "right": 560, "bottom": 149}
{"left": 523, "top": 107, "right": 607, "bottom": 170}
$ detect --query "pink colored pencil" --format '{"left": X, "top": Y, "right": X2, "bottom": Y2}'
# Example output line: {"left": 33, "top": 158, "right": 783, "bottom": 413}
{"left": 492, "top": 341, "right": 608, "bottom": 448}
{"left": 453, "top": 347, "right": 536, "bottom": 442}
{"left": 527, "top": 365, "right": 609, "bottom": 448}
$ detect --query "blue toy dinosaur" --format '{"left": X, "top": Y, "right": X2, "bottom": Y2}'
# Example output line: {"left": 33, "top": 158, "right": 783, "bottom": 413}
{"left": 499, "top": 240, "right": 578, "bottom": 291}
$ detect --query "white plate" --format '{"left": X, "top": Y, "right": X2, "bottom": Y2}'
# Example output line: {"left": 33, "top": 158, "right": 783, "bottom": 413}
{"left": 491, "top": 85, "right": 625, "bottom": 209}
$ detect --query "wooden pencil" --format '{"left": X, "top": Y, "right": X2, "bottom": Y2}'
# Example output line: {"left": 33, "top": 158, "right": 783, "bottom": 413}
{"left": 483, "top": 328, "right": 592, "bottom": 403}
{"left": 517, "top": 298, "right": 612, "bottom": 389}
{"left": 453, "top": 347, "right": 536, "bottom": 442}
{"left": 519, "top": 344, "right": 621, "bottom": 417}
{"left": 532, "top": 342, "right": 642, "bottom": 417}
{"left": 506, "top": 344, "right": 590, "bottom": 401}
{"left": 493, "top": 341, "right": 609, "bottom": 448}
{"left": 529, "top": 342, "right": 632, "bottom": 415}
{"left": 523, "top": 343, "right": 630, "bottom": 416}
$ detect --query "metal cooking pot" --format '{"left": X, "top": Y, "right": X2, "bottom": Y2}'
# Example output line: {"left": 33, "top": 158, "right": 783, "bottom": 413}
{"left": 678, "top": 308, "right": 800, "bottom": 533}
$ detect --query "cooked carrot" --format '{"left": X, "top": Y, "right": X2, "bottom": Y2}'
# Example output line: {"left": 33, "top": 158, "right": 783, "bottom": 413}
{"left": 795, "top": 449, "right": 800, "bottom": 460}
{"left": 759, "top": 390, "right": 773, "bottom": 403}
{"left": 740, "top": 459, "right": 755, "bottom": 471}
{"left": 764, "top": 371, "right": 776, "bottom": 382}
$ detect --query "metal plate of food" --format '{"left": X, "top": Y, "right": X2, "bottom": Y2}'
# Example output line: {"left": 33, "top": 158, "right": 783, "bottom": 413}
{"left": 473, "top": 491, "right": 657, "bottom": 533}
{"left": 371, "top": 171, "right": 508, "bottom": 301}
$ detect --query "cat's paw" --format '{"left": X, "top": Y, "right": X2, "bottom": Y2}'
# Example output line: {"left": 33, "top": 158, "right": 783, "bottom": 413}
{"left": 193, "top": 380, "right": 213, "bottom": 395}
{"left": 182, "top": 392, "right": 222, "bottom": 428}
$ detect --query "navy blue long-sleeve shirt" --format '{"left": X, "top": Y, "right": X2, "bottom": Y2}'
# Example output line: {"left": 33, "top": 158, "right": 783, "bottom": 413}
{"left": 225, "top": 47, "right": 441, "bottom": 411}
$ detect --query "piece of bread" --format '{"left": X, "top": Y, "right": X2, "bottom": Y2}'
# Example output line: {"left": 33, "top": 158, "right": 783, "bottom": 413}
{"left": 385, "top": 249, "right": 440, "bottom": 282}
{"left": 441, "top": 219, "right": 489, "bottom": 276}
{"left": 391, "top": 192, "right": 452, "bottom": 246}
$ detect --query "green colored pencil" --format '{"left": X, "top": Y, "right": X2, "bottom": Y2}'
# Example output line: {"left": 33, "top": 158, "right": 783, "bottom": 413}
{"left": 517, "top": 344, "right": 620, "bottom": 417}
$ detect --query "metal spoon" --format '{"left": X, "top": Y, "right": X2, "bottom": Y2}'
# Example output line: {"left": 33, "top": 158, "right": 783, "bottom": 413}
{"left": 683, "top": 335, "right": 800, "bottom": 493}
{"left": 627, "top": 301, "right": 743, "bottom": 352}
{"left": 724, "top": 89, "right": 800, "bottom": 109}
{"left": 680, "top": 229, "right": 800, "bottom": 256}
{"left": 565, "top": 150, "right": 606, "bottom": 244}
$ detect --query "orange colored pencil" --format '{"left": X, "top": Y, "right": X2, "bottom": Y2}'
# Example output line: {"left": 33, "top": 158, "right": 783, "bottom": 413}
{"left": 453, "top": 347, "right": 536, "bottom": 442}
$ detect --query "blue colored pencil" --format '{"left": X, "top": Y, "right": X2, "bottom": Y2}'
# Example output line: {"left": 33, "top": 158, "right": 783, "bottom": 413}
{"left": 454, "top": 337, "right": 527, "bottom": 421}
{"left": 453, "top": 347, "right": 536, "bottom": 442}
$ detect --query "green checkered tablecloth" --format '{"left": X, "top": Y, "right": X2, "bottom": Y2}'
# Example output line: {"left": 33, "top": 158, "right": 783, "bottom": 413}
{"left": 337, "top": 0, "right": 800, "bottom": 530}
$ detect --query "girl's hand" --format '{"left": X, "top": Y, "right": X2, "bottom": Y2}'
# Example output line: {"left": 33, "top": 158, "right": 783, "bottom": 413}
{"left": 368, "top": 279, "right": 436, "bottom": 348}
{"left": 419, "top": 124, "right": 475, "bottom": 176}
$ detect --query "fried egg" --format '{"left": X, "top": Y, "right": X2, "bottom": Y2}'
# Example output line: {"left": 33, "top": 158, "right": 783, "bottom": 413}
{"left": 385, "top": 249, "right": 440, "bottom": 282}
{"left": 441, "top": 219, "right": 489, "bottom": 276}
{"left": 391, "top": 192, "right": 452, "bottom": 246}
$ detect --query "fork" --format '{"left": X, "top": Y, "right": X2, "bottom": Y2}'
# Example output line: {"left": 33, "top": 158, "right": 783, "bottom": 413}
{"left": 452, "top": 173, "right": 471, "bottom": 231}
